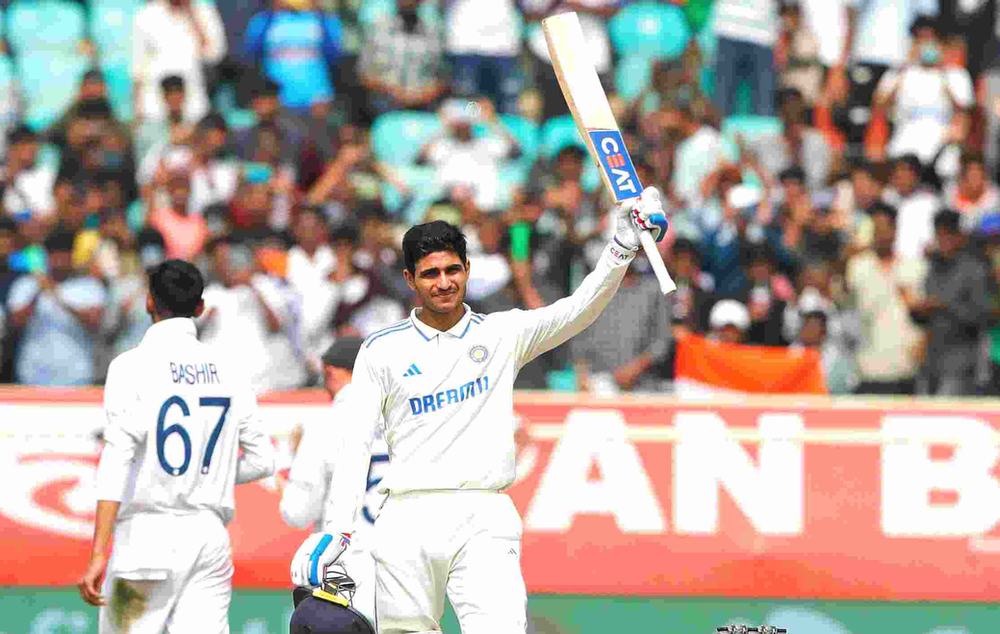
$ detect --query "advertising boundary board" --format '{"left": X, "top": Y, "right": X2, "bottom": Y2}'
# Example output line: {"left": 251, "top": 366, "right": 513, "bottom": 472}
{"left": 2, "top": 388, "right": 1000, "bottom": 602}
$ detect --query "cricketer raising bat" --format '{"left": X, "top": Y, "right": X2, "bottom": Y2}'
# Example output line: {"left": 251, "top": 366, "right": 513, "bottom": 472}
{"left": 542, "top": 11, "right": 676, "bottom": 295}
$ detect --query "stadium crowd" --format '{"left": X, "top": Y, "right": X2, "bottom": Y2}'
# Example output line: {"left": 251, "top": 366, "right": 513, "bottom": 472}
{"left": 0, "top": 0, "right": 999, "bottom": 397}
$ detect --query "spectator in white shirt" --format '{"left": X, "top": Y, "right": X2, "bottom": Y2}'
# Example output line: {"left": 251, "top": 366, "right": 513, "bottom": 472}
{"left": 286, "top": 207, "right": 339, "bottom": 370}
{"left": 875, "top": 16, "right": 973, "bottom": 167}
{"left": 133, "top": 0, "right": 227, "bottom": 123}
{"left": 446, "top": 0, "right": 523, "bottom": 114}
{"left": 188, "top": 113, "right": 240, "bottom": 216}
{"left": 3, "top": 126, "right": 55, "bottom": 236}
{"left": 713, "top": 0, "right": 779, "bottom": 117}
{"left": 198, "top": 237, "right": 308, "bottom": 393}
{"left": 826, "top": 0, "right": 938, "bottom": 151}
{"left": 668, "top": 98, "right": 726, "bottom": 222}
{"left": 885, "top": 153, "right": 940, "bottom": 259}
{"left": 415, "top": 99, "right": 522, "bottom": 212}
{"left": 751, "top": 88, "right": 832, "bottom": 191}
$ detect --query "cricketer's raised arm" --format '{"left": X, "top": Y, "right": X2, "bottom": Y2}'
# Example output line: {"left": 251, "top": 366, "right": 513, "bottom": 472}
{"left": 512, "top": 187, "right": 665, "bottom": 368}
{"left": 290, "top": 346, "right": 384, "bottom": 587}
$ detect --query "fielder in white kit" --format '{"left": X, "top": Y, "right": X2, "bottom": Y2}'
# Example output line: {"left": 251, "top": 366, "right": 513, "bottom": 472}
{"left": 78, "top": 259, "right": 276, "bottom": 634}
{"left": 280, "top": 336, "right": 389, "bottom": 624}
{"left": 291, "top": 187, "right": 665, "bottom": 633}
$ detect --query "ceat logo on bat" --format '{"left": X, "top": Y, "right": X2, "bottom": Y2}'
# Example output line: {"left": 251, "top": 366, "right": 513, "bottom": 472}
{"left": 588, "top": 130, "right": 641, "bottom": 201}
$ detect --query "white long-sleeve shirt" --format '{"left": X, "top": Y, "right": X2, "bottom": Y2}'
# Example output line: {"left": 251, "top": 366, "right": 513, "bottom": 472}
{"left": 321, "top": 240, "right": 635, "bottom": 535}
{"left": 95, "top": 318, "right": 275, "bottom": 526}
{"left": 132, "top": 0, "right": 226, "bottom": 122}
{"left": 280, "top": 384, "right": 390, "bottom": 546}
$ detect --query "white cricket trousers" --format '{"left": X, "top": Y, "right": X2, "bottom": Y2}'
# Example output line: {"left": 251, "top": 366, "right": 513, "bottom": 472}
{"left": 99, "top": 512, "right": 233, "bottom": 634}
{"left": 371, "top": 490, "right": 527, "bottom": 634}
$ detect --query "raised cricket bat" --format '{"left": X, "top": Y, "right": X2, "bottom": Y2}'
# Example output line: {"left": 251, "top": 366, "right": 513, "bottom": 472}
{"left": 542, "top": 12, "right": 676, "bottom": 295}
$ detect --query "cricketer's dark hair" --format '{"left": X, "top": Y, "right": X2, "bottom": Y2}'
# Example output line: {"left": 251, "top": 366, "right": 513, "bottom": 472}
{"left": 933, "top": 208, "right": 963, "bottom": 233}
{"left": 43, "top": 228, "right": 77, "bottom": 253}
{"left": 148, "top": 259, "right": 205, "bottom": 318}
{"left": 869, "top": 201, "right": 898, "bottom": 226}
{"left": 402, "top": 221, "right": 468, "bottom": 274}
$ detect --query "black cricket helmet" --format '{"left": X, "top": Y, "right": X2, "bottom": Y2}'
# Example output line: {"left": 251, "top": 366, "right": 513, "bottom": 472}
{"left": 290, "top": 565, "right": 375, "bottom": 634}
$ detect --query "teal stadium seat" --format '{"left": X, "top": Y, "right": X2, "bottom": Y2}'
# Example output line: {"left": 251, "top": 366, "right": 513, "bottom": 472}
{"left": 540, "top": 115, "right": 586, "bottom": 161}
{"left": 8, "top": 1, "right": 85, "bottom": 55}
{"left": 371, "top": 110, "right": 442, "bottom": 165}
{"left": 359, "top": 0, "right": 438, "bottom": 28}
{"left": 91, "top": 3, "right": 134, "bottom": 64}
{"left": 615, "top": 54, "right": 655, "bottom": 100}
{"left": 224, "top": 109, "right": 257, "bottom": 130}
{"left": 0, "top": 56, "right": 13, "bottom": 90}
{"left": 18, "top": 53, "right": 90, "bottom": 130}
{"left": 722, "top": 115, "right": 784, "bottom": 143}
{"left": 609, "top": 2, "right": 690, "bottom": 59}
{"left": 100, "top": 58, "right": 132, "bottom": 122}
{"left": 379, "top": 164, "right": 446, "bottom": 224}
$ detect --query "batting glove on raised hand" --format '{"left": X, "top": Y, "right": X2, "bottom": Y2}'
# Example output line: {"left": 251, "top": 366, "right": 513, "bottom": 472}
{"left": 291, "top": 532, "right": 351, "bottom": 587}
{"left": 613, "top": 186, "right": 668, "bottom": 252}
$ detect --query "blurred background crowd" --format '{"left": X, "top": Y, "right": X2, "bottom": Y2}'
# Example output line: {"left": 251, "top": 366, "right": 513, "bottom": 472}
{"left": 1, "top": 0, "right": 1000, "bottom": 398}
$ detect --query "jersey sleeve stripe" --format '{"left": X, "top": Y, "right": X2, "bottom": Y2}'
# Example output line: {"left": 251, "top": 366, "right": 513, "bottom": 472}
{"left": 366, "top": 324, "right": 414, "bottom": 348}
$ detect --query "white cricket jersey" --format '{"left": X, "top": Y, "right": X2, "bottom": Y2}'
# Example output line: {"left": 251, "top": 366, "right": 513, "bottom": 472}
{"left": 95, "top": 318, "right": 276, "bottom": 526}
{"left": 321, "top": 241, "right": 636, "bottom": 534}
{"left": 280, "top": 383, "right": 390, "bottom": 544}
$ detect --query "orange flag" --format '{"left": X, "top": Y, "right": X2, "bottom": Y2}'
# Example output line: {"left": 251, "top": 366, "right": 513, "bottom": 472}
{"left": 674, "top": 333, "right": 828, "bottom": 395}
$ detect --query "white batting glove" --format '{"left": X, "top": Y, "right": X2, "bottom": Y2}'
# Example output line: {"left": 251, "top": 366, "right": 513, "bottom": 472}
{"left": 290, "top": 532, "right": 351, "bottom": 587}
{"left": 613, "top": 186, "right": 667, "bottom": 251}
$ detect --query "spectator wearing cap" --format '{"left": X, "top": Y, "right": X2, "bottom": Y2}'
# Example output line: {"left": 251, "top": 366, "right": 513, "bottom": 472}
{"left": 712, "top": 0, "right": 779, "bottom": 117}
{"left": 132, "top": 0, "right": 227, "bottom": 123}
{"left": 3, "top": 126, "right": 55, "bottom": 224}
{"left": 199, "top": 236, "right": 308, "bottom": 392}
{"left": 708, "top": 298, "right": 751, "bottom": 345}
{"left": 845, "top": 202, "right": 927, "bottom": 395}
{"left": 945, "top": 152, "right": 1000, "bottom": 234}
{"left": 416, "top": 98, "right": 521, "bottom": 212}
{"left": 907, "top": 209, "right": 992, "bottom": 396}
{"left": 357, "top": 0, "right": 447, "bottom": 120}
{"left": 875, "top": 16, "right": 973, "bottom": 167}
{"left": 886, "top": 153, "right": 940, "bottom": 259}
{"left": 751, "top": 88, "right": 832, "bottom": 191}
{"left": 5, "top": 229, "right": 106, "bottom": 385}
{"left": 99, "top": 228, "right": 167, "bottom": 380}
{"left": 244, "top": 0, "right": 343, "bottom": 115}
{"left": 134, "top": 76, "right": 194, "bottom": 167}
{"left": 147, "top": 169, "right": 209, "bottom": 261}
{"left": 701, "top": 184, "right": 779, "bottom": 298}
{"left": 572, "top": 255, "right": 672, "bottom": 395}
{"left": 189, "top": 113, "right": 239, "bottom": 216}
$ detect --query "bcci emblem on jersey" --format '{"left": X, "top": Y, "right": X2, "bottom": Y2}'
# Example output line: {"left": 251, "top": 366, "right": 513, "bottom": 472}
{"left": 469, "top": 345, "right": 489, "bottom": 363}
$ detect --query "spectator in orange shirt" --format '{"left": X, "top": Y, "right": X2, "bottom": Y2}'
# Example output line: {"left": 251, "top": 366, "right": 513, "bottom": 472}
{"left": 147, "top": 170, "right": 208, "bottom": 261}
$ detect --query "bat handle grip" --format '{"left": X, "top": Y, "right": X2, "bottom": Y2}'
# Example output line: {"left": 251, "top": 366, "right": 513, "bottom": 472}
{"left": 638, "top": 231, "right": 676, "bottom": 295}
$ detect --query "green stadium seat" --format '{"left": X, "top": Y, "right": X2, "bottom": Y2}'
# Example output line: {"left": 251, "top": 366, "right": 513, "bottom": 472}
{"left": 18, "top": 53, "right": 90, "bottom": 131}
{"left": 615, "top": 54, "right": 655, "bottom": 100}
{"left": 37, "top": 143, "right": 61, "bottom": 171}
{"left": 371, "top": 110, "right": 442, "bottom": 165}
{"left": 358, "top": 0, "right": 394, "bottom": 28}
{"left": 498, "top": 114, "right": 539, "bottom": 163}
{"left": 8, "top": 1, "right": 85, "bottom": 55}
{"left": 609, "top": 2, "right": 690, "bottom": 59}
